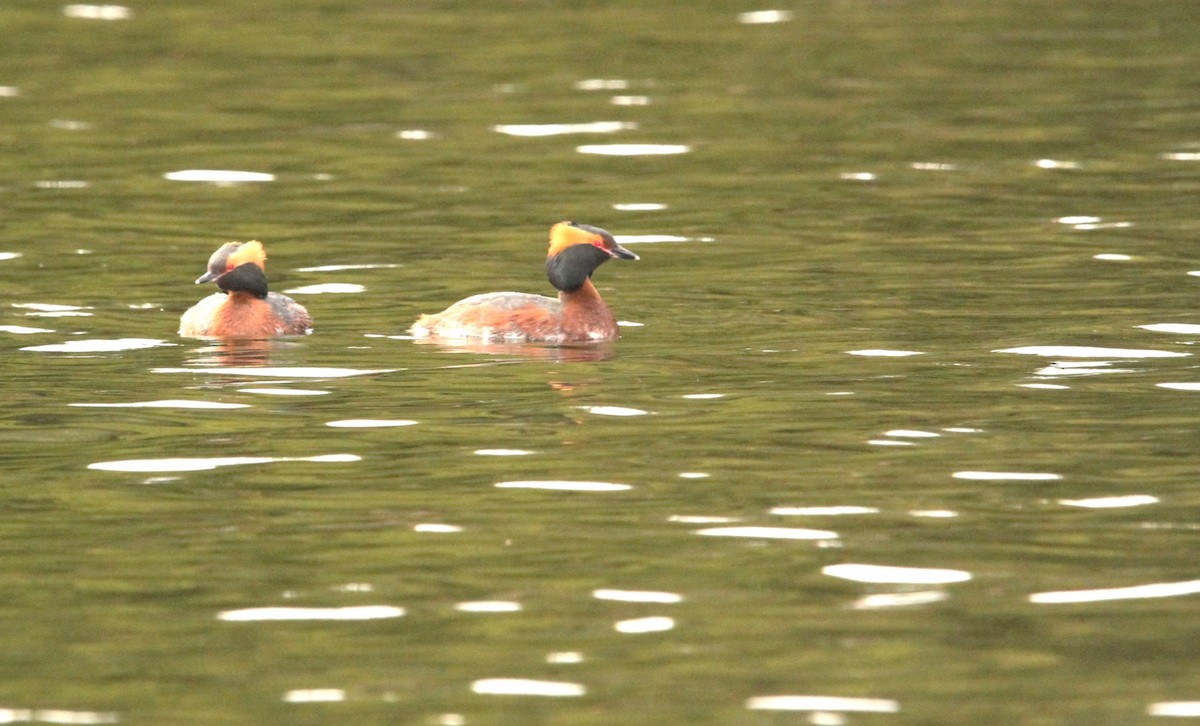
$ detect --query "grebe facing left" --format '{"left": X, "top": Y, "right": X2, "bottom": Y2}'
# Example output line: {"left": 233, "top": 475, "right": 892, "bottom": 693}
{"left": 410, "top": 221, "right": 638, "bottom": 344}
{"left": 179, "top": 240, "right": 313, "bottom": 338}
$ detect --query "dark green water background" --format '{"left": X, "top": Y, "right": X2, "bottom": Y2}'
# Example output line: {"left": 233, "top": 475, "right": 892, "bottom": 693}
{"left": 3, "top": 1, "right": 1200, "bottom": 724}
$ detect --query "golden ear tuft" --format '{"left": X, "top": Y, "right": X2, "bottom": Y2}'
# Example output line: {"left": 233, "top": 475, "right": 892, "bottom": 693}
{"left": 547, "top": 222, "right": 597, "bottom": 256}
{"left": 228, "top": 240, "right": 267, "bottom": 270}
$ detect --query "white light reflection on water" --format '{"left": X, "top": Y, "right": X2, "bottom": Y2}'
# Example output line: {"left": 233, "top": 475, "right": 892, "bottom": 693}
{"left": 823, "top": 563, "right": 971, "bottom": 584}
{"left": 1059, "top": 495, "right": 1158, "bottom": 509}
{"left": 163, "top": 169, "right": 274, "bottom": 183}
{"left": 154, "top": 366, "right": 396, "bottom": 378}
{"left": 682, "top": 393, "right": 724, "bottom": 399}
{"left": 1034, "top": 362, "right": 1135, "bottom": 377}
{"left": 953, "top": 471, "right": 1061, "bottom": 481}
{"left": 396, "top": 129, "right": 434, "bottom": 140}
{"left": 325, "top": 419, "right": 417, "bottom": 428}
{"left": 737, "top": 10, "right": 794, "bottom": 24}
{"left": 414, "top": 523, "right": 463, "bottom": 533}
{"left": 678, "top": 472, "right": 709, "bottom": 479}
{"left": 283, "top": 283, "right": 365, "bottom": 294}
{"left": 15, "top": 302, "right": 92, "bottom": 317}
{"left": 578, "top": 405, "right": 647, "bottom": 417}
{"left": 0, "top": 325, "right": 53, "bottom": 334}
{"left": 868, "top": 439, "right": 914, "bottom": 447}
{"left": 883, "top": 429, "right": 940, "bottom": 438}
{"left": 89, "top": 453, "right": 360, "bottom": 473}
{"left": 0, "top": 252, "right": 22, "bottom": 261}
{"left": 697, "top": 526, "right": 838, "bottom": 540}
{"left": 852, "top": 591, "right": 949, "bottom": 610}
{"left": 1149, "top": 702, "right": 1200, "bottom": 717}
{"left": 611, "top": 95, "right": 650, "bottom": 105}
{"left": 593, "top": 589, "right": 683, "bottom": 604}
{"left": 614, "top": 234, "right": 697, "bottom": 245}
{"left": 296, "top": 263, "right": 400, "bottom": 272}
{"left": 668, "top": 515, "right": 739, "bottom": 524}
{"left": 36, "top": 180, "right": 91, "bottom": 190}
{"left": 239, "top": 388, "right": 330, "bottom": 396}
{"left": 771, "top": 506, "right": 879, "bottom": 516}
{"left": 218, "top": 605, "right": 405, "bottom": 621}
{"left": 23, "top": 338, "right": 171, "bottom": 353}
{"left": 995, "top": 345, "right": 1187, "bottom": 358}
{"left": 283, "top": 689, "right": 345, "bottom": 703}
{"left": 474, "top": 449, "right": 533, "bottom": 456}
{"left": 1034, "top": 158, "right": 1080, "bottom": 169}
{"left": 71, "top": 400, "right": 248, "bottom": 409}
{"left": 840, "top": 171, "right": 877, "bottom": 181}
{"left": 1094, "top": 253, "right": 1133, "bottom": 260}
{"left": 0, "top": 708, "right": 120, "bottom": 724}
{"left": 1141, "top": 323, "right": 1200, "bottom": 335}
{"left": 1158, "top": 383, "right": 1200, "bottom": 391}
{"left": 63, "top": 4, "right": 131, "bottom": 19}
{"left": 614, "top": 616, "right": 675, "bottom": 634}
{"left": 455, "top": 601, "right": 522, "bottom": 613}
{"left": 493, "top": 121, "right": 636, "bottom": 137}
{"left": 612, "top": 202, "right": 666, "bottom": 211}
{"left": 471, "top": 678, "right": 586, "bottom": 697}
{"left": 576, "top": 144, "right": 690, "bottom": 156}
{"left": 1030, "top": 579, "right": 1200, "bottom": 604}
{"left": 1020, "top": 383, "right": 1070, "bottom": 389}
{"left": 574, "top": 79, "right": 628, "bottom": 90}
{"left": 495, "top": 480, "right": 631, "bottom": 492}
{"left": 546, "top": 651, "right": 584, "bottom": 664}
{"left": 746, "top": 695, "right": 899, "bottom": 713}
{"left": 847, "top": 349, "right": 924, "bottom": 357}
{"left": 0, "top": 86, "right": 19, "bottom": 97}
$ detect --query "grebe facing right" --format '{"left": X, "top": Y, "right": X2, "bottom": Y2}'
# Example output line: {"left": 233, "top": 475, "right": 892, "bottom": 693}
{"left": 179, "top": 240, "right": 312, "bottom": 338}
{"left": 410, "top": 221, "right": 638, "bottom": 344}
